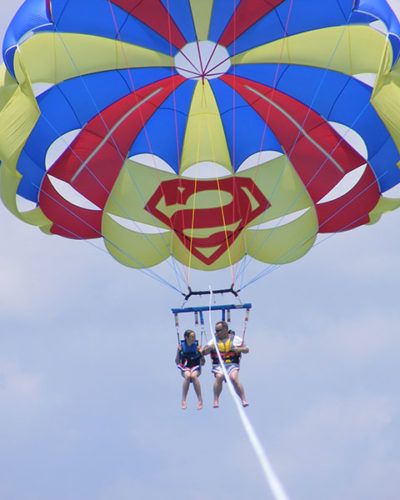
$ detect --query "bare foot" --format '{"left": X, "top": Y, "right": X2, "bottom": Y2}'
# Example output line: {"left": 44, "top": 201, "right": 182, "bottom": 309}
{"left": 213, "top": 401, "right": 219, "bottom": 408}
{"left": 242, "top": 400, "right": 249, "bottom": 407}
{"left": 197, "top": 401, "right": 203, "bottom": 410}
{"left": 181, "top": 401, "right": 187, "bottom": 410}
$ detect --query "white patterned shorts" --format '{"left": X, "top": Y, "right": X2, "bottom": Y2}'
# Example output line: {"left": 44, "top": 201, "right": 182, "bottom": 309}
{"left": 177, "top": 364, "right": 201, "bottom": 377}
{"left": 212, "top": 363, "right": 240, "bottom": 377}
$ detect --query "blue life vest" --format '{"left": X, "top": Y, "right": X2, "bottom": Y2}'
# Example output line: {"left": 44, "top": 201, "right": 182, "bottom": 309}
{"left": 179, "top": 340, "right": 201, "bottom": 366}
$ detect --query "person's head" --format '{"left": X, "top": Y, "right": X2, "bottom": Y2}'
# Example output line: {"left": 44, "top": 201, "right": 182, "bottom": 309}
{"left": 184, "top": 329, "right": 196, "bottom": 344}
{"left": 215, "top": 321, "right": 229, "bottom": 339}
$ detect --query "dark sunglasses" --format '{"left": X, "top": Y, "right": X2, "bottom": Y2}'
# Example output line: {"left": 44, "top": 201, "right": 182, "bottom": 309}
{"left": 215, "top": 328, "right": 224, "bottom": 333}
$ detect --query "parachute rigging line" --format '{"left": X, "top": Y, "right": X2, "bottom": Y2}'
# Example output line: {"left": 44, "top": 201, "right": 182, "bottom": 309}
{"left": 31, "top": 179, "right": 183, "bottom": 294}
{"left": 39, "top": 21, "right": 188, "bottom": 291}
{"left": 235, "top": 86, "right": 383, "bottom": 287}
{"left": 235, "top": 0, "right": 295, "bottom": 285}
{"left": 37, "top": 105, "right": 187, "bottom": 292}
{"left": 240, "top": 168, "right": 391, "bottom": 290}
{"left": 164, "top": 0, "right": 193, "bottom": 287}
{"left": 198, "top": 83, "right": 236, "bottom": 286}
{"left": 237, "top": 8, "right": 374, "bottom": 283}
{"left": 207, "top": 288, "right": 289, "bottom": 500}
{"left": 3, "top": 1, "right": 400, "bottom": 292}
{"left": 91, "top": 1, "right": 191, "bottom": 288}
{"left": 236, "top": 11, "right": 355, "bottom": 284}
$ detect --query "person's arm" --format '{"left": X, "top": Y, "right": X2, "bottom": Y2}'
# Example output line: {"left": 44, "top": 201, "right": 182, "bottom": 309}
{"left": 175, "top": 345, "right": 182, "bottom": 364}
{"left": 201, "top": 341, "right": 214, "bottom": 356}
{"left": 234, "top": 345, "right": 249, "bottom": 354}
{"left": 233, "top": 337, "right": 249, "bottom": 354}
{"left": 197, "top": 345, "right": 206, "bottom": 365}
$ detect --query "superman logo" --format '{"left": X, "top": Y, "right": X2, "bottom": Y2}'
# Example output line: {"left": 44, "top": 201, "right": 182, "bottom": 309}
{"left": 145, "top": 177, "right": 270, "bottom": 264}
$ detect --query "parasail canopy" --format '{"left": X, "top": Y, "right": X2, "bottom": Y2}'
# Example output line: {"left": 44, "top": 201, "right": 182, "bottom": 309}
{"left": 1, "top": 0, "right": 400, "bottom": 283}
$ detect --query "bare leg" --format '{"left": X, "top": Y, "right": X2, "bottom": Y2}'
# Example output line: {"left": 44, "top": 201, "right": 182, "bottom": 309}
{"left": 181, "top": 371, "right": 191, "bottom": 409}
{"left": 191, "top": 371, "right": 203, "bottom": 410}
{"left": 230, "top": 370, "right": 248, "bottom": 407}
{"left": 213, "top": 372, "right": 224, "bottom": 408}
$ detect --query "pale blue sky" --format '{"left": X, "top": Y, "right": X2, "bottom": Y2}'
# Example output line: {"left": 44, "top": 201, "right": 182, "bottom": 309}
{"left": 1, "top": 2, "right": 400, "bottom": 499}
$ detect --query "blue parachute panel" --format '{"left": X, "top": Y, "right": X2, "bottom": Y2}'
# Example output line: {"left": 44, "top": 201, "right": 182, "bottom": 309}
{"left": 129, "top": 80, "right": 197, "bottom": 173}
{"left": 353, "top": 0, "right": 400, "bottom": 65}
{"left": 21, "top": 68, "right": 175, "bottom": 170}
{"left": 208, "top": 0, "right": 240, "bottom": 44}
{"left": 51, "top": 0, "right": 175, "bottom": 55}
{"left": 16, "top": 150, "right": 45, "bottom": 202}
{"left": 160, "top": 0, "right": 196, "bottom": 43}
{"left": 233, "top": 64, "right": 397, "bottom": 160}
{"left": 368, "top": 137, "right": 400, "bottom": 192}
{"left": 229, "top": 63, "right": 400, "bottom": 190}
{"left": 211, "top": 79, "right": 284, "bottom": 171}
{"left": 230, "top": 0, "right": 354, "bottom": 54}
{"left": 326, "top": 78, "right": 395, "bottom": 159}
{"left": 2, "top": 0, "right": 53, "bottom": 76}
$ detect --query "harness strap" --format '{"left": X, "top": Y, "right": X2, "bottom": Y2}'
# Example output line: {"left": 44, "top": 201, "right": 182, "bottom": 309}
{"left": 241, "top": 308, "right": 250, "bottom": 345}
{"left": 199, "top": 310, "right": 206, "bottom": 347}
{"left": 210, "top": 350, "right": 241, "bottom": 363}
{"left": 174, "top": 313, "right": 180, "bottom": 342}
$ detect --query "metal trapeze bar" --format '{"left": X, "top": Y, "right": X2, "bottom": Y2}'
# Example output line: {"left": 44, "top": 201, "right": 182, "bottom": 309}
{"left": 182, "top": 285, "right": 240, "bottom": 301}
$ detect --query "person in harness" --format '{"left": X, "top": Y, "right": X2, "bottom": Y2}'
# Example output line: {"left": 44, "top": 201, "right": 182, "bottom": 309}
{"left": 202, "top": 320, "right": 249, "bottom": 408}
{"left": 175, "top": 329, "right": 204, "bottom": 410}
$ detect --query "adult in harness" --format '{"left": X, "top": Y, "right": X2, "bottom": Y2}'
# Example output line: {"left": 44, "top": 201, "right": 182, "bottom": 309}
{"left": 175, "top": 329, "right": 204, "bottom": 410}
{"left": 202, "top": 321, "right": 249, "bottom": 408}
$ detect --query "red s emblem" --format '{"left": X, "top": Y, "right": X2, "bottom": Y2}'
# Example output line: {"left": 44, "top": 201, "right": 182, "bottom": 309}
{"left": 146, "top": 177, "right": 270, "bottom": 264}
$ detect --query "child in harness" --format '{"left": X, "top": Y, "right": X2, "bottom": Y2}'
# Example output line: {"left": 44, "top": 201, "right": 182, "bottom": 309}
{"left": 175, "top": 329, "right": 205, "bottom": 410}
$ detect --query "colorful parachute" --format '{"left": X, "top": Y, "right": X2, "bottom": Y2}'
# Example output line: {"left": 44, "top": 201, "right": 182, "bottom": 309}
{"left": 1, "top": 0, "right": 400, "bottom": 275}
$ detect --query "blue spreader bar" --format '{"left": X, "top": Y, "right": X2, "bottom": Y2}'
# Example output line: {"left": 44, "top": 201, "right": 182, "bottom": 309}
{"left": 171, "top": 304, "right": 252, "bottom": 315}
